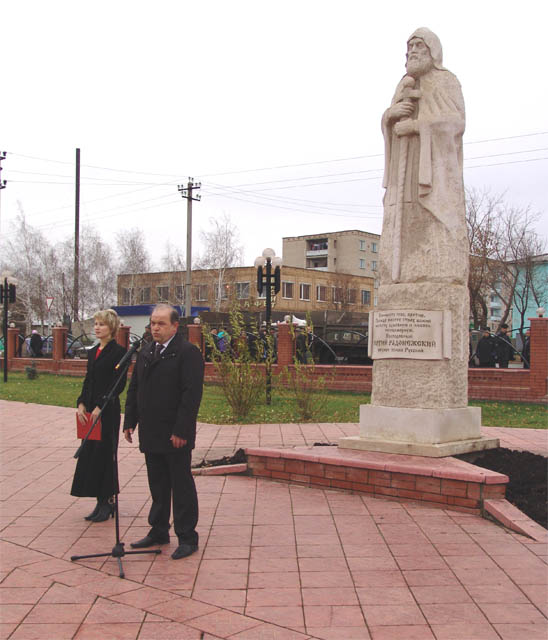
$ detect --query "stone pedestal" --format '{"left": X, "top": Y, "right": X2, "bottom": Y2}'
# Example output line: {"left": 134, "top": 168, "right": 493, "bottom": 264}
{"left": 340, "top": 405, "right": 498, "bottom": 457}
{"left": 339, "top": 283, "right": 498, "bottom": 457}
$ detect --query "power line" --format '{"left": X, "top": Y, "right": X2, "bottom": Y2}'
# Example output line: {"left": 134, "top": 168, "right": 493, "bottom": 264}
{"left": 7, "top": 129, "right": 548, "bottom": 180}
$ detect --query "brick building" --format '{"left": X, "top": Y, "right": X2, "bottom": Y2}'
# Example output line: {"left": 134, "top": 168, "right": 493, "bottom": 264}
{"left": 117, "top": 265, "right": 374, "bottom": 328}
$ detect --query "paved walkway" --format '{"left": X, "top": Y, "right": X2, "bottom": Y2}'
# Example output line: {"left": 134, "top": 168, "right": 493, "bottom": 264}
{"left": 1, "top": 401, "right": 547, "bottom": 639}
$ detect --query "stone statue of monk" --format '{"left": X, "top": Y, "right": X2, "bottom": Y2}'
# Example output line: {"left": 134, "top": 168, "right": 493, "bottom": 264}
{"left": 373, "top": 28, "right": 470, "bottom": 410}
{"left": 339, "top": 28, "right": 496, "bottom": 455}
{"left": 380, "top": 27, "right": 468, "bottom": 286}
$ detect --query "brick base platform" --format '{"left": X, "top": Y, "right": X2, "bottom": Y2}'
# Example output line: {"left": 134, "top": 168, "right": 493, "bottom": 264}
{"left": 246, "top": 446, "right": 509, "bottom": 515}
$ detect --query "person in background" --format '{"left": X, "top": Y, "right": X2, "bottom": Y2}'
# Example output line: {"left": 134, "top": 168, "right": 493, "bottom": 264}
{"left": 522, "top": 328, "right": 531, "bottom": 369}
{"left": 495, "top": 323, "right": 514, "bottom": 368}
{"left": 476, "top": 328, "right": 496, "bottom": 368}
{"left": 29, "top": 330, "right": 43, "bottom": 357}
{"left": 71, "top": 309, "right": 127, "bottom": 522}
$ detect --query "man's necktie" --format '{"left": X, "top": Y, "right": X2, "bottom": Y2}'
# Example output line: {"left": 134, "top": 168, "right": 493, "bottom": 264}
{"left": 154, "top": 343, "right": 163, "bottom": 360}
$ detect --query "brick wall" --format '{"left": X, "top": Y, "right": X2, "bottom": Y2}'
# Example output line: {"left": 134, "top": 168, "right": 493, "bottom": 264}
{"left": 246, "top": 449, "right": 508, "bottom": 515}
{"left": 5, "top": 317, "right": 546, "bottom": 402}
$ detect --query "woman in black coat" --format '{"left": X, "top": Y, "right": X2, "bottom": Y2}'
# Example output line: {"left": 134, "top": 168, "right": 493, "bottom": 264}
{"left": 71, "top": 309, "right": 127, "bottom": 522}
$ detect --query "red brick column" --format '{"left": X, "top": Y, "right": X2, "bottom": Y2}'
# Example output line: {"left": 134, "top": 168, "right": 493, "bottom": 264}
{"left": 187, "top": 323, "right": 204, "bottom": 354}
{"left": 277, "top": 323, "right": 295, "bottom": 366}
{"left": 529, "top": 317, "right": 548, "bottom": 398}
{"left": 117, "top": 325, "right": 130, "bottom": 350}
{"left": 7, "top": 327, "right": 18, "bottom": 359}
{"left": 53, "top": 326, "right": 68, "bottom": 361}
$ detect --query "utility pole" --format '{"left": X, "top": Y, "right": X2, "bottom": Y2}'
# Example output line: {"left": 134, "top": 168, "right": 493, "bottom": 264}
{"left": 73, "top": 148, "right": 81, "bottom": 322}
{"left": 0, "top": 151, "right": 7, "bottom": 238}
{"left": 178, "top": 179, "right": 201, "bottom": 318}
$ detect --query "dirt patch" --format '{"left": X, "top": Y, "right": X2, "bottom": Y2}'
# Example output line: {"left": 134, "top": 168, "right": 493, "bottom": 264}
{"left": 458, "top": 448, "right": 547, "bottom": 529}
{"left": 194, "top": 448, "right": 247, "bottom": 469}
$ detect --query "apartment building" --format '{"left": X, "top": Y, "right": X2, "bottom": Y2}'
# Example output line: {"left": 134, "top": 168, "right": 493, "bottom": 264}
{"left": 282, "top": 230, "right": 381, "bottom": 279}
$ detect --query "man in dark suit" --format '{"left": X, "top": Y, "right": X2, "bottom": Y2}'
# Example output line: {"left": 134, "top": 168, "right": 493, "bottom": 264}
{"left": 123, "top": 304, "right": 204, "bottom": 560}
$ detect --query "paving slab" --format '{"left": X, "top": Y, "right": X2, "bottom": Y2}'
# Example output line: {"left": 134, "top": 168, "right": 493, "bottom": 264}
{"left": 1, "top": 400, "right": 546, "bottom": 639}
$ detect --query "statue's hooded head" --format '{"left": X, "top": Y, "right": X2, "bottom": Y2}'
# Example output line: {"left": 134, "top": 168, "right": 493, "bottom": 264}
{"left": 407, "top": 27, "right": 446, "bottom": 71}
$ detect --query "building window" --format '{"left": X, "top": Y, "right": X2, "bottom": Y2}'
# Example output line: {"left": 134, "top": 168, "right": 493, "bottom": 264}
{"left": 359, "top": 258, "right": 366, "bottom": 269}
{"left": 374, "top": 279, "right": 379, "bottom": 289}
{"left": 359, "top": 239, "right": 366, "bottom": 251}
{"left": 300, "top": 283, "right": 311, "bottom": 301}
{"left": 157, "top": 286, "right": 169, "bottom": 302}
{"left": 316, "top": 285, "right": 327, "bottom": 302}
{"left": 235, "top": 282, "right": 250, "bottom": 299}
{"left": 282, "top": 282, "right": 294, "bottom": 299}
{"left": 175, "top": 285, "right": 184, "bottom": 301}
{"left": 214, "top": 284, "right": 229, "bottom": 300}
{"left": 307, "top": 239, "right": 328, "bottom": 251}
{"left": 122, "top": 288, "right": 134, "bottom": 305}
{"left": 361, "top": 290, "right": 371, "bottom": 305}
{"left": 332, "top": 287, "right": 343, "bottom": 303}
{"left": 347, "top": 288, "right": 357, "bottom": 304}
{"left": 374, "top": 295, "right": 378, "bottom": 306}
{"left": 372, "top": 260, "right": 378, "bottom": 271}
{"left": 193, "top": 284, "right": 208, "bottom": 301}
{"left": 139, "top": 287, "right": 151, "bottom": 303}
{"left": 372, "top": 242, "right": 378, "bottom": 253}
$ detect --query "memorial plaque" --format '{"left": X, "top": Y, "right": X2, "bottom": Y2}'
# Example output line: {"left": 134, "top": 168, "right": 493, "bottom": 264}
{"left": 369, "top": 310, "right": 445, "bottom": 360}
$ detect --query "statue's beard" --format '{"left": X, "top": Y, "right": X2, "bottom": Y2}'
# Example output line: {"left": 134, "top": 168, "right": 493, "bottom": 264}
{"left": 406, "top": 56, "right": 433, "bottom": 78}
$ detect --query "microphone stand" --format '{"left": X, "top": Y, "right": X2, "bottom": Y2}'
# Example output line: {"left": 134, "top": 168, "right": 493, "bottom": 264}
{"left": 70, "top": 337, "right": 161, "bottom": 578}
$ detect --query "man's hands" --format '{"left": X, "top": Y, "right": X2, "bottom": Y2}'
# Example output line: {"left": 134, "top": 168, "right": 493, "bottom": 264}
{"left": 170, "top": 435, "right": 187, "bottom": 449}
{"left": 123, "top": 430, "right": 187, "bottom": 448}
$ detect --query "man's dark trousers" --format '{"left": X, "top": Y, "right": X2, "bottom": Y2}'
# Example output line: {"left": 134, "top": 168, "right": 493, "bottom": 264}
{"left": 145, "top": 448, "right": 198, "bottom": 546}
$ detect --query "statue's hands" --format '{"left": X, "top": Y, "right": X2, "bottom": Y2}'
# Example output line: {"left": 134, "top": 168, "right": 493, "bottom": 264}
{"left": 394, "top": 119, "right": 418, "bottom": 137}
{"left": 388, "top": 101, "right": 415, "bottom": 122}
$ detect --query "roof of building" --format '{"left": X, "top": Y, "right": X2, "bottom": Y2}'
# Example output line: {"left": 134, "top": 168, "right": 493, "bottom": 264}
{"left": 282, "top": 229, "right": 380, "bottom": 240}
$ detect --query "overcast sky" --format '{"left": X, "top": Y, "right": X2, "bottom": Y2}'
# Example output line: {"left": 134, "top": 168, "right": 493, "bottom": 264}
{"left": 2, "top": 0, "right": 547, "bottom": 270}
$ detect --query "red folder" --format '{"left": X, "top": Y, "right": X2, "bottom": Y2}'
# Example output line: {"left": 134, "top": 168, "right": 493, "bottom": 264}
{"left": 76, "top": 412, "right": 102, "bottom": 441}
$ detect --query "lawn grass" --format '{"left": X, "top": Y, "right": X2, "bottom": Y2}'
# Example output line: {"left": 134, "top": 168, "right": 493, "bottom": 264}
{"left": 0, "top": 371, "right": 546, "bottom": 428}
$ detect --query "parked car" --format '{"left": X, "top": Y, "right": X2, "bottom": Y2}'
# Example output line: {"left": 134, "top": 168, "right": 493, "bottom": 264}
{"left": 41, "top": 334, "right": 91, "bottom": 359}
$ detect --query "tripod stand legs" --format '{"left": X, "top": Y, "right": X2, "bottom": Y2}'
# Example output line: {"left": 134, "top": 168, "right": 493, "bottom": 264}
{"left": 70, "top": 542, "right": 161, "bottom": 579}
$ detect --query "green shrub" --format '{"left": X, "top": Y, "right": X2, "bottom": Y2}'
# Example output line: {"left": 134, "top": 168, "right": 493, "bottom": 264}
{"left": 25, "top": 361, "right": 38, "bottom": 380}
{"left": 203, "top": 304, "right": 264, "bottom": 422}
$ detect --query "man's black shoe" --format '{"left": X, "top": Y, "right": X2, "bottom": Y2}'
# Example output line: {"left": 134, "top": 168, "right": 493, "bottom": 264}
{"left": 130, "top": 535, "right": 169, "bottom": 549}
{"left": 171, "top": 543, "right": 198, "bottom": 560}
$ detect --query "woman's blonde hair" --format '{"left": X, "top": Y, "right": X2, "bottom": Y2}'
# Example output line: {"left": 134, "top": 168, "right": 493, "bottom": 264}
{"left": 93, "top": 309, "right": 120, "bottom": 339}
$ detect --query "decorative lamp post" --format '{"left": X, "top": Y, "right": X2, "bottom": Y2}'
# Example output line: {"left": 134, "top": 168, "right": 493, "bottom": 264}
{"left": 254, "top": 249, "right": 281, "bottom": 404}
{"left": 1, "top": 271, "right": 17, "bottom": 383}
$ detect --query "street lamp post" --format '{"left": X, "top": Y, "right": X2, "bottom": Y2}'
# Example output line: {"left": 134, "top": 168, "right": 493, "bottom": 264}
{"left": 1, "top": 272, "right": 17, "bottom": 383}
{"left": 255, "top": 249, "right": 281, "bottom": 404}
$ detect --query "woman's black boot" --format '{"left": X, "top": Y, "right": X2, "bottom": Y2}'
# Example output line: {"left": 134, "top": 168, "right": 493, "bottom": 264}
{"left": 89, "top": 497, "right": 114, "bottom": 522}
{"left": 84, "top": 499, "right": 101, "bottom": 521}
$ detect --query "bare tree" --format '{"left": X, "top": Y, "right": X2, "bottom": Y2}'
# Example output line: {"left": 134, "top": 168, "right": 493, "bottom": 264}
{"left": 465, "top": 188, "right": 545, "bottom": 332}
{"left": 116, "top": 228, "right": 153, "bottom": 305}
{"left": 57, "top": 226, "right": 118, "bottom": 319}
{"left": 161, "top": 241, "right": 187, "bottom": 307}
{"left": 0, "top": 207, "right": 52, "bottom": 334}
{"left": 161, "top": 241, "right": 186, "bottom": 272}
{"left": 195, "top": 214, "right": 243, "bottom": 311}
{"left": 466, "top": 189, "right": 501, "bottom": 329}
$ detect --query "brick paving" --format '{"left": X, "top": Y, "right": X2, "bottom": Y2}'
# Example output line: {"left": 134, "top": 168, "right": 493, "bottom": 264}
{"left": 1, "top": 400, "right": 547, "bottom": 639}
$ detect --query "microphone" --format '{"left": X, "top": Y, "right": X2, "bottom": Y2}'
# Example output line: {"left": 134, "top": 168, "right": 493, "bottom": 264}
{"left": 115, "top": 336, "right": 142, "bottom": 371}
